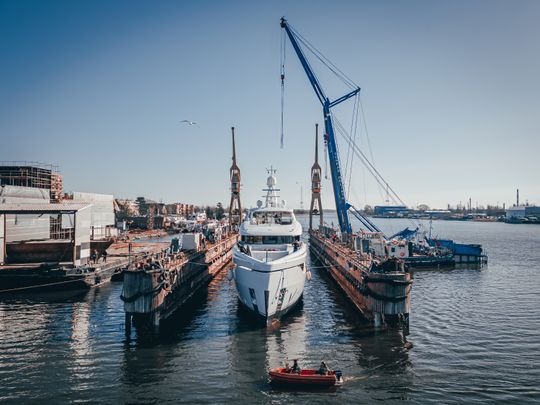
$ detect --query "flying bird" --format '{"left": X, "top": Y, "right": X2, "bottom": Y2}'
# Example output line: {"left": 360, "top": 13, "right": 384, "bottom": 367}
{"left": 179, "top": 120, "right": 199, "bottom": 127}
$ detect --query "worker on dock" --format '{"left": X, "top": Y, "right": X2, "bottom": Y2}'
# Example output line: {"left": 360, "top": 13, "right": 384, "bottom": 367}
{"left": 102, "top": 250, "right": 108, "bottom": 263}
{"left": 90, "top": 249, "right": 98, "bottom": 264}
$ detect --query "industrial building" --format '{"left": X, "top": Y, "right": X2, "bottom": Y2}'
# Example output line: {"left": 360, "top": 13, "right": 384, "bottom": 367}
{"left": 373, "top": 205, "right": 409, "bottom": 217}
{"left": 70, "top": 192, "right": 117, "bottom": 239}
{"left": 0, "top": 162, "right": 63, "bottom": 202}
{"left": 505, "top": 189, "right": 540, "bottom": 222}
{"left": 0, "top": 163, "right": 117, "bottom": 266}
{"left": 165, "top": 203, "right": 194, "bottom": 217}
{"left": 0, "top": 202, "right": 92, "bottom": 266}
{"left": 506, "top": 205, "right": 540, "bottom": 220}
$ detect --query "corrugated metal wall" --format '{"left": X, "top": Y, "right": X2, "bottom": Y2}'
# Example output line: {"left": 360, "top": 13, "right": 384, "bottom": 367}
{"left": 74, "top": 206, "right": 91, "bottom": 265}
{"left": 72, "top": 192, "right": 115, "bottom": 227}
{"left": 0, "top": 185, "right": 50, "bottom": 242}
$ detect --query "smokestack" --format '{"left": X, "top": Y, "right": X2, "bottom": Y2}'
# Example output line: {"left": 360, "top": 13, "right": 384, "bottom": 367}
{"left": 516, "top": 188, "right": 520, "bottom": 206}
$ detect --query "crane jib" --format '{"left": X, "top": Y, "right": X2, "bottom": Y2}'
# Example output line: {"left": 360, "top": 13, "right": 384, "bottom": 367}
{"left": 280, "top": 17, "right": 357, "bottom": 234}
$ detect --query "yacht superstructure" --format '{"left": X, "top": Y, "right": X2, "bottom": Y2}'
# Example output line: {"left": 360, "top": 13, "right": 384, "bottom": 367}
{"left": 232, "top": 170, "right": 307, "bottom": 323}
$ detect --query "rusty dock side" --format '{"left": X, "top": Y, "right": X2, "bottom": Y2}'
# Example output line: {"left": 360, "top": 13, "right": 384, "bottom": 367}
{"left": 309, "top": 229, "right": 412, "bottom": 329}
{"left": 122, "top": 232, "right": 238, "bottom": 329}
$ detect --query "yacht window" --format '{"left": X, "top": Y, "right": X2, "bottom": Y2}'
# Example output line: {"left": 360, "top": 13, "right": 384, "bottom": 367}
{"left": 281, "top": 214, "right": 293, "bottom": 224}
{"left": 252, "top": 211, "right": 294, "bottom": 225}
{"left": 243, "top": 235, "right": 296, "bottom": 244}
{"left": 245, "top": 236, "right": 263, "bottom": 244}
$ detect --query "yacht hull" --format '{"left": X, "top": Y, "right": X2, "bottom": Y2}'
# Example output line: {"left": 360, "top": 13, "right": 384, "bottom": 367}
{"left": 233, "top": 247, "right": 307, "bottom": 323}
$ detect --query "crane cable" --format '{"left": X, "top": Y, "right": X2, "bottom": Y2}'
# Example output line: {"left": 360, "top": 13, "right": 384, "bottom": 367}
{"left": 283, "top": 22, "right": 422, "bottom": 233}
{"left": 332, "top": 114, "right": 420, "bottom": 230}
{"left": 345, "top": 93, "right": 360, "bottom": 200}
{"left": 343, "top": 94, "right": 356, "bottom": 190}
{"left": 280, "top": 29, "right": 286, "bottom": 148}
{"left": 334, "top": 113, "right": 386, "bottom": 203}
{"left": 288, "top": 24, "right": 358, "bottom": 90}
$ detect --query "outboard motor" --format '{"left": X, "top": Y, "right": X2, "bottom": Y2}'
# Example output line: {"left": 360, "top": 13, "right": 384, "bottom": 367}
{"left": 335, "top": 370, "right": 343, "bottom": 382}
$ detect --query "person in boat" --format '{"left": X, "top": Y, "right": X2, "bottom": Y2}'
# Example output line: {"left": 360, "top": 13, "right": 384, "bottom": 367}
{"left": 284, "top": 362, "right": 291, "bottom": 373}
{"left": 317, "top": 361, "right": 328, "bottom": 375}
{"left": 291, "top": 359, "right": 301, "bottom": 373}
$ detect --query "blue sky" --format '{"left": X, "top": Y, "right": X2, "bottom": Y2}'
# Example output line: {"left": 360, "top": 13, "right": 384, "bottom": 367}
{"left": 1, "top": 0, "right": 539, "bottom": 209}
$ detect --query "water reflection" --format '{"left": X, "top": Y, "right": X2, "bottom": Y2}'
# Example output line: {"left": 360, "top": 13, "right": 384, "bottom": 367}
{"left": 2, "top": 217, "right": 538, "bottom": 403}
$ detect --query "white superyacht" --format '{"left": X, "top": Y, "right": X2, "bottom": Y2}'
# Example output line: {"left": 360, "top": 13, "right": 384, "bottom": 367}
{"left": 232, "top": 170, "right": 308, "bottom": 323}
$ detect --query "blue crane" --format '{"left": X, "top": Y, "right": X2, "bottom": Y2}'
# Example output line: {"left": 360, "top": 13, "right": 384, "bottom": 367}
{"left": 280, "top": 17, "right": 382, "bottom": 235}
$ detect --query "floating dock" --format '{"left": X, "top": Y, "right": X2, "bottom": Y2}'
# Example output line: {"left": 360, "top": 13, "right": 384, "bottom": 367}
{"left": 122, "top": 231, "right": 238, "bottom": 328}
{"left": 309, "top": 229, "right": 412, "bottom": 329}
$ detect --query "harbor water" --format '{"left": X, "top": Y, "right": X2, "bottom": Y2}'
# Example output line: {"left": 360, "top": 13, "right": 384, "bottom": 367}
{"left": 1, "top": 216, "right": 539, "bottom": 403}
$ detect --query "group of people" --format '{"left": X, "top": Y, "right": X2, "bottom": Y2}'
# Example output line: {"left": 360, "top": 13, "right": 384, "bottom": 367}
{"left": 284, "top": 359, "right": 329, "bottom": 375}
{"left": 89, "top": 249, "right": 108, "bottom": 264}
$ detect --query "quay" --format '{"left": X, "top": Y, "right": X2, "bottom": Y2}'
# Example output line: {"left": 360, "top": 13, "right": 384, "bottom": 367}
{"left": 0, "top": 237, "right": 172, "bottom": 294}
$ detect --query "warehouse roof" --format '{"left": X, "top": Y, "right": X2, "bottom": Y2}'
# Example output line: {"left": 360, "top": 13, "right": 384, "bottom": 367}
{"left": 0, "top": 203, "right": 91, "bottom": 214}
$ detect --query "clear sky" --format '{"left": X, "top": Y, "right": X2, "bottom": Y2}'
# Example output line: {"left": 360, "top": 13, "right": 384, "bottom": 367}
{"left": 1, "top": 0, "right": 539, "bottom": 210}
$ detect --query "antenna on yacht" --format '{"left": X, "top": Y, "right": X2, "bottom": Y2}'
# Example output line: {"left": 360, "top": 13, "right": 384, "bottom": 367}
{"left": 263, "top": 167, "right": 280, "bottom": 207}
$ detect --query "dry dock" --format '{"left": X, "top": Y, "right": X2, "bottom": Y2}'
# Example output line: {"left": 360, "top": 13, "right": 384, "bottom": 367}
{"left": 309, "top": 229, "right": 412, "bottom": 329}
{"left": 122, "top": 232, "right": 238, "bottom": 328}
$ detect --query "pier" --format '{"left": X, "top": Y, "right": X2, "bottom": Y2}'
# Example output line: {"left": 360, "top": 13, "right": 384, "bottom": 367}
{"left": 0, "top": 236, "right": 173, "bottom": 294}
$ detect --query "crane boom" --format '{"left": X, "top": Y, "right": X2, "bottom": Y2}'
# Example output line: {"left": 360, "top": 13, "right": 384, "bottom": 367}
{"left": 280, "top": 17, "right": 359, "bottom": 234}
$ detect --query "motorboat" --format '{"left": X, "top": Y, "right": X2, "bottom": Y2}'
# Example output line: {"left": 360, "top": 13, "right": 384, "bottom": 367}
{"left": 268, "top": 367, "right": 343, "bottom": 387}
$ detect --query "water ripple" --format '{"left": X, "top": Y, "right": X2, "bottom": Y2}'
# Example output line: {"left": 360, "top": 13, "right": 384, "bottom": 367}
{"left": 1, "top": 218, "right": 540, "bottom": 403}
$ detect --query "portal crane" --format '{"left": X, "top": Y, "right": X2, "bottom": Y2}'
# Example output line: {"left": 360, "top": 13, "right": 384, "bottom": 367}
{"left": 309, "top": 123, "right": 323, "bottom": 230}
{"left": 229, "top": 127, "right": 242, "bottom": 228}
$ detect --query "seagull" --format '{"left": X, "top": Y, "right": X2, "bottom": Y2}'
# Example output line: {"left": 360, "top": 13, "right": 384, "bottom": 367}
{"left": 179, "top": 120, "right": 199, "bottom": 127}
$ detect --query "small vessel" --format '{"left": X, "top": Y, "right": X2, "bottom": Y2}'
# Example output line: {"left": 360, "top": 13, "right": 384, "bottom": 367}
{"left": 268, "top": 368, "right": 343, "bottom": 387}
{"left": 232, "top": 169, "right": 308, "bottom": 323}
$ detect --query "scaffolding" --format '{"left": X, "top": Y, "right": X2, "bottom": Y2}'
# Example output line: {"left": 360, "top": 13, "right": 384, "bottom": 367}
{"left": 0, "top": 161, "right": 63, "bottom": 202}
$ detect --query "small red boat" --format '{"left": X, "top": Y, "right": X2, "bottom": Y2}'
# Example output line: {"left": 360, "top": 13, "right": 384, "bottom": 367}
{"left": 268, "top": 368, "right": 343, "bottom": 387}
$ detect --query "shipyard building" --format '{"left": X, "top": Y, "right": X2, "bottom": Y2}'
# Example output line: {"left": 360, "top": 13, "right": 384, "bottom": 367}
{"left": 506, "top": 205, "right": 540, "bottom": 220}
{"left": 0, "top": 163, "right": 116, "bottom": 266}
